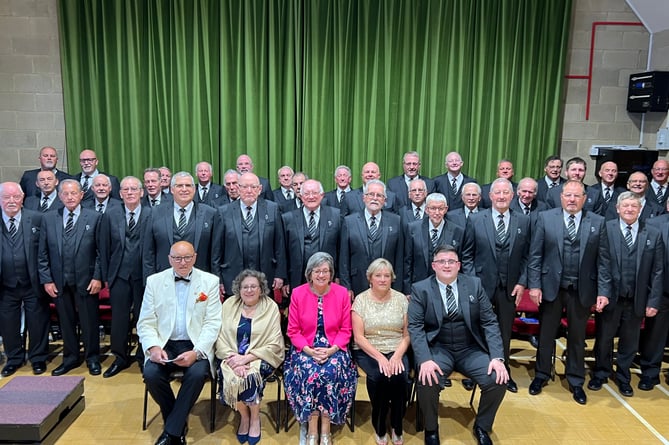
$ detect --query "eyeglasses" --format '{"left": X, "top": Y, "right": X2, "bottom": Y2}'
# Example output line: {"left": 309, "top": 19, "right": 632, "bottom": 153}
{"left": 241, "top": 284, "right": 259, "bottom": 291}
{"left": 301, "top": 191, "right": 322, "bottom": 197}
{"left": 426, "top": 206, "right": 447, "bottom": 212}
{"left": 169, "top": 255, "right": 194, "bottom": 263}
{"left": 312, "top": 268, "right": 331, "bottom": 276}
{"left": 433, "top": 259, "right": 459, "bottom": 266}
{"left": 79, "top": 158, "right": 97, "bottom": 163}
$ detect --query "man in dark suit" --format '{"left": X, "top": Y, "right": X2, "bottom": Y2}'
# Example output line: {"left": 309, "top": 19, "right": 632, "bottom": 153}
{"left": 339, "top": 179, "right": 403, "bottom": 298}
{"left": 480, "top": 160, "right": 517, "bottom": 209}
{"left": 82, "top": 174, "right": 123, "bottom": 214}
{"left": 409, "top": 245, "right": 508, "bottom": 445}
{"left": 272, "top": 165, "right": 295, "bottom": 209}
{"left": 143, "top": 172, "right": 221, "bottom": 279}
{"left": 527, "top": 180, "right": 612, "bottom": 404}
{"left": 278, "top": 172, "right": 307, "bottom": 213}
{"left": 607, "top": 171, "right": 665, "bottom": 222}
{"left": 647, "top": 159, "right": 669, "bottom": 207}
{"left": 341, "top": 162, "right": 399, "bottom": 215}
{"left": 461, "top": 178, "right": 530, "bottom": 393}
{"left": 588, "top": 192, "right": 663, "bottom": 397}
{"left": 509, "top": 177, "right": 549, "bottom": 217}
{"left": 38, "top": 179, "right": 103, "bottom": 376}
{"left": 432, "top": 151, "right": 477, "bottom": 211}
{"left": 398, "top": 178, "right": 428, "bottom": 228}
{"left": 545, "top": 157, "right": 587, "bottom": 208}
{"left": 236, "top": 154, "right": 274, "bottom": 201}
{"left": 640, "top": 210, "right": 669, "bottom": 391}
{"left": 141, "top": 167, "right": 173, "bottom": 208}
{"left": 584, "top": 161, "right": 624, "bottom": 217}
{"left": 23, "top": 169, "right": 64, "bottom": 212}
{"left": 387, "top": 151, "right": 435, "bottom": 208}
{"left": 282, "top": 179, "right": 340, "bottom": 292}
{"left": 19, "top": 146, "right": 71, "bottom": 198}
{"left": 217, "top": 172, "right": 286, "bottom": 297}
{"left": 446, "top": 182, "right": 482, "bottom": 228}
{"left": 404, "top": 193, "right": 466, "bottom": 295}
{"left": 0, "top": 182, "right": 49, "bottom": 377}
{"left": 215, "top": 169, "right": 242, "bottom": 207}
{"left": 323, "top": 165, "right": 352, "bottom": 209}
{"left": 159, "top": 166, "right": 172, "bottom": 195}
{"left": 535, "top": 155, "right": 565, "bottom": 203}
{"left": 72, "top": 149, "right": 121, "bottom": 203}
{"left": 99, "top": 176, "right": 151, "bottom": 378}
{"left": 194, "top": 161, "right": 225, "bottom": 207}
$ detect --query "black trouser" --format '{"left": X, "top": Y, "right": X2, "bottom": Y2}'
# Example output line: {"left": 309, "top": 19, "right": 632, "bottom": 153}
{"left": 492, "top": 285, "right": 515, "bottom": 374}
{"left": 55, "top": 283, "right": 100, "bottom": 366}
{"left": 0, "top": 284, "right": 49, "bottom": 365}
{"left": 639, "top": 308, "right": 669, "bottom": 381}
{"left": 109, "top": 276, "right": 144, "bottom": 364}
{"left": 593, "top": 299, "right": 642, "bottom": 383}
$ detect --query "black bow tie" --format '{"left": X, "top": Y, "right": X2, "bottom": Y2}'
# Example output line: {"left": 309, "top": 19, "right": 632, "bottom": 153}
{"left": 174, "top": 276, "right": 190, "bottom": 283}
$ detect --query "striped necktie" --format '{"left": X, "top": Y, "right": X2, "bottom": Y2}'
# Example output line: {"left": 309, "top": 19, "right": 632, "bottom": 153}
{"left": 177, "top": 208, "right": 187, "bottom": 234}
{"left": 445, "top": 284, "right": 458, "bottom": 319}
{"left": 40, "top": 196, "right": 49, "bottom": 212}
{"left": 128, "top": 211, "right": 136, "bottom": 231}
{"left": 567, "top": 215, "right": 576, "bottom": 242}
{"left": 496, "top": 214, "right": 506, "bottom": 243}
{"left": 656, "top": 186, "right": 664, "bottom": 203}
{"left": 244, "top": 206, "right": 253, "bottom": 228}
{"left": 8, "top": 217, "right": 17, "bottom": 240}
{"left": 431, "top": 228, "right": 439, "bottom": 250}
{"left": 369, "top": 215, "right": 378, "bottom": 239}
{"left": 415, "top": 207, "right": 421, "bottom": 220}
{"left": 308, "top": 211, "right": 317, "bottom": 239}
{"left": 624, "top": 225, "right": 633, "bottom": 249}
{"left": 65, "top": 212, "right": 75, "bottom": 234}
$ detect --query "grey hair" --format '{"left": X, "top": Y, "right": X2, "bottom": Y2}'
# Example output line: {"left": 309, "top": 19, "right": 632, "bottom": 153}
{"left": 231, "top": 269, "right": 271, "bottom": 298}
{"left": 363, "top": 179, "right": 386, "bottom": 196}
{"left": 426, "top": 192, "right": 447, "bottom": 207}
{"left": 170, "top": 171, "right": 195, "bottom": 187}
{"left": 305, "top": 252, "right": 335, "bottom": 283}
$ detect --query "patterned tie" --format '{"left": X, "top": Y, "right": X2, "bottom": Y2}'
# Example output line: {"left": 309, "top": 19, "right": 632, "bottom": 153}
{"left": 451, "top": 177, "right": 458, "bottom": 194}
{"left": 97, "top": 203, "right": 104, "bottom": 213}
{"left": 550, "top": 182, "right": 558, "bottom": 188}
{"left": 65, "top": 212, "right": 75, "bottom": 234}
{"left": 624, "top": 225, "right": 633, "bottom": 249}
{"left": 567, "top": 214, "right": 576, "bottom": 242}
{"left": 338, "top": 190, "right": 345, "bottom": 203}
{"left": 151, "top": 198, "right": 157, "bottom": 207}
{"left": 286, "top": 190, "right": 293, "bottom": 200}
{"left": 431, "top": 228, "right": 439, "bottom": 250}
{"left": 524, "top": 206, "right": 531, "bottom": 216}
{"left": 369, "top": 215, "right": 378, "bottom": 239}
{"left": 128, "top": 211, "right": 136, "bottom": 231}
{"left": 244, "top": 206, "right": 253, "bottom": 228}
{"left": 496, "top": 214, "right": 506, "bottom": 243}
{"left": 82, "top": 175, "right": 90, "bottom": 192}
{"left": 415, "top": 207, "right": 421, "bottom": 220}
{"left": 177, "top": 208, "right": 187, "bottom": 234}
{"left": 200, "top": 186, "right": 208, "bottom": 201}
{"left": 445, "top": 284, "right": 458, "bottom": 319}
{"left": 604, "top": 187, "right": 611, "bottom": 202}
{"left": 40, "top": 196, "right": 48, "bottom": 212}
{"left": 8, "top": 217, "right": 17, "bottom": 240}
{"left": 308, "top": 211, "right": 317, "bottom": 239}
{"left": 656, "top": 186, "right": 663, "bottom": 204}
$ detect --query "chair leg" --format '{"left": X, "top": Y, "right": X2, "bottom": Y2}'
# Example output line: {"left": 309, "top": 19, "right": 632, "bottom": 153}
{"left": 209, "top": 376, "right": 217, "bottom": 432}
{"left": 142, "top": 384, "right": 149, "bottom": 430}
{"left": 275, "top": 376, "right": 282, "bottom": 434}
{"left": 415, "top": 398, "right": 423, "bottom": 432}
{"left": 469, "top": 384, "right": 478, "bottom": 412}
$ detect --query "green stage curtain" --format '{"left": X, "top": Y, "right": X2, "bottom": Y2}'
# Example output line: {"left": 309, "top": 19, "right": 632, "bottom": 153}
{"left": 58, "top": 0, "right": 572, "bottom": 189}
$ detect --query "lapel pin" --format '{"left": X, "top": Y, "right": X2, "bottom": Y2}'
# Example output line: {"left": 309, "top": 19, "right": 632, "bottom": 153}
{"left": 590, "top": 226, "right": 595, "bottom": 233}
{"left": 517, "top": 228, "right": 521, "bottom": 234}
{"left": 204, "top": 222, "right": 209, "bottom": 228}
{"left": 85, "top": 225, "right": 90, "bottom": 231}
{"left": 389, "top": 226, "right": 393, "bottom": 233}
{"left": 32, "top": 227, "right": 36, "bottom": 233}
{"left": 647, "top": 239, "right": 651, "bottom": 247}
{"left": 469, "top": 295, "right": 475, "bottom": 303}
{"left": 328, "top": 220, "right": 332, "bottom": 227}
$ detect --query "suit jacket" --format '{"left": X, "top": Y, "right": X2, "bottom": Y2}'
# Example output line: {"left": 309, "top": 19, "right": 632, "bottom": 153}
{"left": 605, "top": 219, "right": 663, "bottom": 317}
{"left": 403, "top": 218, "right": 466, "bottom": 294}
{"left": 461, "top": 209, "right": 530, "bottom": 301}
{"left": 137, "top": 267, "right": 222, "bottom": 374}
{"left": 479, "top": 181, "right": 517, "bottom": 209}
{"left": 98, "top": 205, "right": 152, "bottom": 286}
{"left": 24, "top": 194, "right": 64, "bottom": 213}
{"left": 398, "top": 204, "right": 427, "bottom": 230}
{"left": 408, "top": 274, "right": 504, "bottom": 367}
{"left": 0, "top": 209, "right": 43, "bottom": 295}
{"left": 217, "top": 199, "right": 287, "bottom": 293}
{"left": 282, "top": 205, "right": 341, "bottom": 289}
{"left": 38, "top": 207, "right": 102, "bottom": 292}
{"left": 141, "top": 191, "right": 173, "bottom": 209}
{"left": 545, "top": 182, "right": 590, "bottom": 209}
{"left": 195, "top": 183, "right": 225, "bottom": 208}
{"left": 82, "top": 197, "right": 123, "bottom": 213}
{"left": 340, "top": 187, "right": 399, "bottom": 216}
{"left": 73, "top": 171, "right": 121, "bottom": 203}
{"left": 386, "top": 175, "right": 435, "bottom": 208}
{"left": 646, "top": 182, "right": 669, "bottom": 207}
{"left": 20, "top": 168, "right": 72, "bottom": 198}
{"left": 509, "top": 198, "right": 549, "bottom": 215}
{"left": 647, "top": 214, "right": 669, "bottom": 309}
{"left": 528, "top": 208, "right": 612, "bottom": 307}
{"left": 143, "top": 202, "right": 221, "bottom": 278}
{"left": 432, "top": 173, "right": 477, "bottom": 210}
{"left": 323, "top": 189, "right": 348, "bottom": 209}
{"left": 258, "top": 176, "right": 274, "bottom": 202}
{"left": 273, "top": 187, "right": 292, "bottom": 208}
{"left": 604, "top": 197, "right": 665, "bottom": 222}
{"left": 445, "top": 207, "right": 471, "bottom": 229}
{"left": 536, "top": 176, "right": 566, "bottom": 203}
{"left": 584, "top": 183, "right": 625, "bottom": 216}
{"left": 339, "top": 210, "right": 403, "bottom": 295}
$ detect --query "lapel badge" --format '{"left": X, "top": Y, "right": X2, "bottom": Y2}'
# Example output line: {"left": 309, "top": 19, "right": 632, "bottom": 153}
{"left": 647, "top": 239, "right": 651, "bottom": 247}
{"left": 85, "top": 224, "right": 90, "bottom": 231}
{"left": 328, "top": 220, "right": 332, "bottom": 227}
{"left": 265, "top": 214, "right": 269, "bottom": 221}
{"left": 517, "top": 228, "right": 521, "bottom": 234}
{"left": 590, "top": 226, "right": 595, "bottom": 233}
{"left": 469, "top": 295, "right": 475, "bottom": 303}
{"left": 388, "top": 226, "right": 393, "bottom": 233}
{"left": 204, "top": 222, "right": 209, "bottom": 228}
{"left": 32, "top": 227, "right": 37, "bottom": 233}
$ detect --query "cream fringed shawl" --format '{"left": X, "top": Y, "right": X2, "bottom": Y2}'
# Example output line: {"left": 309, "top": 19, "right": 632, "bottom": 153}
{"left": 215, "top": 295, "right": 285, "bottom": 408}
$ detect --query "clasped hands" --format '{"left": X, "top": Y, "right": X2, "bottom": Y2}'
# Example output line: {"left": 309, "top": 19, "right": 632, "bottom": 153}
{"left": 225, "top": 353, "right": 251, "bottom": 378}
{"left": 377, "top": 354, "right": 405, "bottom": 377}
{"left": 148, "top": 347, "right": 197, "bottom": 367}
{"left": 305, "top": 346, "right": 335, "bottom": 365}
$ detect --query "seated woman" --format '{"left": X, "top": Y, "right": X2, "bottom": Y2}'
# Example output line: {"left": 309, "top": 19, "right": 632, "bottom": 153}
{"left": 352, "top": 258, "right": 410, "bottom": 445}
{"left": 216, "top": 269, "right": 285, "bottom": 445}
{"left": 284, "top": 252, "right": 357, "bottom": 445}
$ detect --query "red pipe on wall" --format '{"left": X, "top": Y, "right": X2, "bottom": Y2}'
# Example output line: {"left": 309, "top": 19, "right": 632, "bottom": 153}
{"left": 565, "top": 21, "right": 644, "bottom": 120}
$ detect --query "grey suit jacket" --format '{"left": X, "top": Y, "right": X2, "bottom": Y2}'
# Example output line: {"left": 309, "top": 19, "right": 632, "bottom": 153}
{"left": 195, "top": 183, "right": 225, "bottom": 208}
{"left": 605, "top": 219, "right": 663, "bottom": 316}
{"left": 339, "top": 210, "right": 403, "bottom": 295}
{"left": 38, "top": 207, "right": 102, "bottom": 292}
{"left": 528, "top": 208, "right": 612, "bottom": 307}
{"left": 386, "top": 175, "right": 435, "bottom": 208}
{"left": 340, "top": 188, "right": 399, "bottom": 216}
{"left": 20, "top": 168, "right": 72, "bottom": 198}
{"left": 461, "top": 209, "right": 530, "bottom": 301}
{"left": 408, "top": 274, "right": 504, "bottom": 367}
{"left": 647, "top": 214, "right": 669, "bottom": 310}
{"left": 432, "top": 173, "right": 477, "bottom": 210}
{"left": 0, "top": 209, "right": 43, "bottom": 295}
{"left": 24, "top": 194, "right": 64, "bottom": 213}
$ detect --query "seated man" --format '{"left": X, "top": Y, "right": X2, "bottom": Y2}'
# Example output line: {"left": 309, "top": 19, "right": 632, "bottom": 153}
{"left": 409, "top": 245, "right": 507, "bottom": 445}
{"left": 137, "top": 241, "right": 222, "bottom": 445}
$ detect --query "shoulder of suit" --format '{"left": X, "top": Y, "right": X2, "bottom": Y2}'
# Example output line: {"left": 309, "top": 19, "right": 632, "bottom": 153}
{"left": 192, "top": 267, "right": 220, "bottom": 284}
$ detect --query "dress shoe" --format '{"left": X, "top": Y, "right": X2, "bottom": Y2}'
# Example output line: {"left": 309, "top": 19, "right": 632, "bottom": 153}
{"left": 616, "top": 380, "right": 634, "bottom": 397}
{"left": 443, "top": 378, "right": 452, "bottom": 387}
{"left": 637, "top": 376, "right": 659, "bottom": 391}
{"left": 570, "top": 385, "right": 587, "bottom": 405}
{"left": 51, "top": 362, "right": 78, "bottom": 376}
{"left": 236, "top": 433, "right": 248, "bottom": 444}
{"left": 506, "top": 378, "right": 518, "bottom": 393}
{"left": 32, "top": 361, "right": 47, "bottom": 375}
{"left": 103, "top": 361, "right": 128, "bottom": 378}
{"left": 320, "top": 432, "right": 332, "bottom": 445}
{"left": 424, "top": 430, "right": 440, "bottom": 445}
{"left": 587, "top": 377, "right": 605, "bottom": 391}
{"left": 462, "top": 378, "right": 476, "bottom": 391}
{"left": 1, "top": 364, "right": 20, "bottom": 377}
{"left": 248, "top": 433, "right": 261, "bottom": 445}
{"left": 529, "top": 335, "right": 539, "bottom": 349}
{"left": 473, "top": 424, "right": 493, "bottom": 445}
{"left": 87, "top": 361, "right": 102, "bottom": 376}
{"left": 528, "top": 377, "right": 547, "bottom": 395}
{"left": 154, "top": 431, "right": 185, "bottom": 445}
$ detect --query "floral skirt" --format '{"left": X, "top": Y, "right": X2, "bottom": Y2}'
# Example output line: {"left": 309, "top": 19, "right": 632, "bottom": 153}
{"left": 283, "top": 347, "right": 357, "bottom": 424}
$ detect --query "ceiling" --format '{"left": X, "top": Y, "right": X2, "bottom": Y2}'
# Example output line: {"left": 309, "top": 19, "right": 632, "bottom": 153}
{"left": 627, "top": 0, "right": 669, "bottom": 33}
